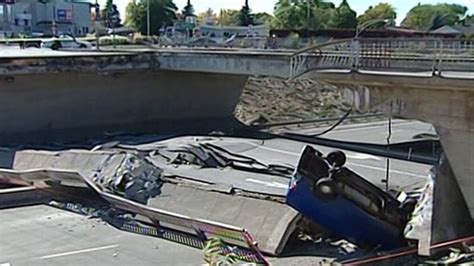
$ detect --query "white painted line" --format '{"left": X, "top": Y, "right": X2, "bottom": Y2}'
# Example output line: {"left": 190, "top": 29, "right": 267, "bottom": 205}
{"left": 243, "top": 140, "right": 427, "bottom": 178}
{"left": 346, "top": 152, "right": 382, "bottom": 161}
{"left": 0, "top": 262, "right": 11, "bottom": 266}
{"left": 39, "top": 244, "right": 119, "bottom": 260}
{"left": 246, "top": 178, "right": 289, "bottom": 189}
{"left": 347, "top": 162, "right": 427, "bottom": 178}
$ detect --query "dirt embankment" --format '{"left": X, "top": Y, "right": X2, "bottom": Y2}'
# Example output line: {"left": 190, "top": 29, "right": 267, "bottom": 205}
{"left": 234, "top": 77, "right": 355, "bottom": 125}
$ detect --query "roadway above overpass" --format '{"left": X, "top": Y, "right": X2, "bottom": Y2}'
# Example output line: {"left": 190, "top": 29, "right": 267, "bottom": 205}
{"left": 0, "top": 46, "right": 293, "bottom": 77}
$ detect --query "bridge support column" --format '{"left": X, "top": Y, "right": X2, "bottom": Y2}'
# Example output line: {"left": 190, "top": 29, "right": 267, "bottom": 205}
{"left": 366, "top": 83, "right": 474, "bottom": 253}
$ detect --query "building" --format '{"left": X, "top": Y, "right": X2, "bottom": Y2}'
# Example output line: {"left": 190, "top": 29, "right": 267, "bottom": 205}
{"left": 0, "top": 0, "right": 92, "bottom": 37}
{"left": 198, "top": 24, "right": 268, "bottom": 38}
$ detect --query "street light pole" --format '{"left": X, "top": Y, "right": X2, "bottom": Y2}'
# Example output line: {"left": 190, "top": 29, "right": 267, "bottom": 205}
{"left": 352, "top": 19, "right": 388, "bottom": 69}
{"left": 147, "top": 0, "right": 150, "bottom": 37}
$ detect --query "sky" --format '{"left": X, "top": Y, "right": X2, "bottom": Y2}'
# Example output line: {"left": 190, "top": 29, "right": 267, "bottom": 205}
{"left": 106, "top": 0, "right": 474, "bottom": 25}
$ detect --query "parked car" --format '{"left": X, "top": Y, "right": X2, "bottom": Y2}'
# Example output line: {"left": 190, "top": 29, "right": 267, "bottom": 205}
{"left": 286, "top": 146, "right": 417, "bottom": 250}
{"left": 41, "top": 35, "right": 91, "bottom": 50}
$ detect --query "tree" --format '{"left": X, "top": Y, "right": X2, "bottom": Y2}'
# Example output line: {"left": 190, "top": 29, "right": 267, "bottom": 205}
{"left": 254, "top": 12, "right": 273, "bottom": 25}
{"left": 328, "top": 0, "right": 356, "bottom": 29}
{"left": 402, "top": 3, "right": 468, "bottom": 30}
{"left": 217, "top": 9, "right": 239, "bottom": 26}
{"left": 272, "top": 0, "right": 307, "bottom": 29}
{"left": 357, "top": 3, "right": 396, "bottom": 26}
{"left": 198, "top": 8, "right": 217, "bottom": 25}
{"left": 182, "top": 0, "right": 194, "bottom": 17}
{"left": 102, "top": 0, "right": 122, "bottom": 28}
{"left": 125, "top": 0, "right": 177, "bottom": 35}
{"left": 272, "top": 0, "right": 336, "bottom": 30}
{"left": 238, "top": 0, "right": 254, "bottom": 26}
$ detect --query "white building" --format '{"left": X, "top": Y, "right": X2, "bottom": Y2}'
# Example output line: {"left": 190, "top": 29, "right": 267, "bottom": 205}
{"left": 0, "top": 0, "right": 92, "bottom": 37}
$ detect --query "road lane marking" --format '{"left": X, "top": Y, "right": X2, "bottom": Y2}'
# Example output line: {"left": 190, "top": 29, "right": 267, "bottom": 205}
{"left": 39, "top": 244, "right": 119, "bottom": 260}
{"left": 347, "top": 162, "right": 427, "bottom": 178}
{"left": 241, "top": 140, "right": 427, "bottom": 178}
{"left": 346, "top": 152, "right": 382, "bottom": 161}
{"left": 246, "top": 178, "right": 289, "bottom": 189}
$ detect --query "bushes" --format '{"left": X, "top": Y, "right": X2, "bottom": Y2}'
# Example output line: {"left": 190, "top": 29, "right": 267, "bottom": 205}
{"left": 99, "top": 35, "right": 130, "bottom": 46}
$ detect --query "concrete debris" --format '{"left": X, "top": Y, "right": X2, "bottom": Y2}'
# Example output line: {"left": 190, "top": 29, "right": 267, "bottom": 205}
{"left": 234, "top": 77, "right": 355, "bottom": 125}
{"left": 160, "top": 142, "right": 294, "bottom": 177}
{"left": 423, "top": 248, "right": 474, "bottom": 264}
{"left": 94, "top": 154, "right": 163, "bottom": 204}
{"left": 49, "top": 200, "right": 103, "bottom": 218}
{"left": 404, "top": 171, "right": 434, "bottom": 256}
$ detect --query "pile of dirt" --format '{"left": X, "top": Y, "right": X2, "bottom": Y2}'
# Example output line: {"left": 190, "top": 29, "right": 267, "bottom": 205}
{"left": 234, "top": 77, "right": 355, "bottom": 125}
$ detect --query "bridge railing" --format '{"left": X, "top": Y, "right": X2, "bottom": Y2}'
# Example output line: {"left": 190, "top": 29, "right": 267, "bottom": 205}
{"left": 289, "top": 38, "right": 474, "bottom": 79}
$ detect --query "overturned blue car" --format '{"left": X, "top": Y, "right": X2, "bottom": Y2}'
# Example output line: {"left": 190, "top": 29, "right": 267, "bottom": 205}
{"left": 286, "top": 146, "right": 416, "bottom": 250}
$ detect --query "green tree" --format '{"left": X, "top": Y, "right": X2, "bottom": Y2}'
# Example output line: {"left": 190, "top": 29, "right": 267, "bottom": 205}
{"left": 238, "top": 0, "right": 255, "bottom": 26}
{"left": 182, "top": 0, "right": 194, "bottom": 17}
{"left": 272, "top": 0, "right": 336, "bottom": 30}
{"left": 254, "top": 12, "right": 273, "bottom": 25}
{"left": 328, "top": 0, "right": 356, "bottom": 29}
{"left": 101, "top": 0, "right": 121, "bottom": 28}
{"left": 357, "top": 3, "right": 396, "bottom": 26}
{"left": 402, "top": 3, "right": 468, "bottom": 30}
{"left": 217, "top": 9, "right": 239, "bottom": 26}
{"left": 125, "top": 0, "right": 177, "bottom": 35}
{"left": 198, "top": 8, "right": 217, "bottom": 25}
{"left": 272, "top": 0, "right": 304, "bottom": 29}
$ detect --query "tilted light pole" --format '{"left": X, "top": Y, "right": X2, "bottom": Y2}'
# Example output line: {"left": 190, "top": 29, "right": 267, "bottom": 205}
{"left": 352, "top": 19, "right": 389, "bottom": 69}
{"left": 355, "top": 18, "right": 389, "bottom": 39}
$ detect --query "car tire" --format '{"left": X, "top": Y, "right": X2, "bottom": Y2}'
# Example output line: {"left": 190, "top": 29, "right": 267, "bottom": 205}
{"left": 401, "top": 199, "right": 417, "bottom": 214}
{"left": 326, "top": 151, "right": 346, "bottom": 167}
{"left": 314, "top": 177, "right": 337, "bottom": 200}
{"left": 79, "top": 44, "right": 86, "bottom": 48}
{"left": 51, "top": 42, "right": 61, "bottom": 50}
{"left": 25, "top": 43, "right": 39, "bottom": 48}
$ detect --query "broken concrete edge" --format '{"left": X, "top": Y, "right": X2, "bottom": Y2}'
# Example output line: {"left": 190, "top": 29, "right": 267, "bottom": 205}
{"left": 0, "top": 167, "right": 276, "bottom": 260}
{"left": 0, "top": 185, "right": 51, "bottom": 209}
{"left": 0, "top": 49, "right": 293, "bottom": 78}
{"left": 0, "top": 53, "right": 161, "bottom": 75}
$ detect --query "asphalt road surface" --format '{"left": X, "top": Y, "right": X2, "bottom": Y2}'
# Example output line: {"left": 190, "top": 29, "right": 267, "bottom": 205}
{"left": 0, "top": 120, "right": 433, "bottom": 265}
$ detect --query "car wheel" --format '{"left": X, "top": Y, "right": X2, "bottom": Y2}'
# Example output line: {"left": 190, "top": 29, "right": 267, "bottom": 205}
{"left": 326, "top": 151, "right": 346, "bottom": 168}
{"left": 401, "top": 199, "right": 417, "bottom": 214}
{"left": 25, "top": 43, "right": 39, "bottom": 48}
{"left": 51, "top": 42, "right": 61, "bottom": 50}
{"left": 78, "top": 44, "right": 86, "bottom": 48}
{"left": 314, "top": 177, "right": 337, "bottom": 200}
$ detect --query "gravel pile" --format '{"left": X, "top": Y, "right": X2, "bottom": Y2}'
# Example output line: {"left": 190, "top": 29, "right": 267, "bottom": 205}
{"left": 234, "top": 77, "right": 354, "bottom": 125}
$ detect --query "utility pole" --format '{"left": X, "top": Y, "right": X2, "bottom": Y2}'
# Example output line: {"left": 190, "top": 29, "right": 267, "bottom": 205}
{"left": 95, "top": 0, "right": 99, "bottom": 49}
{"left": 147, "top": 0, "right": 150, "bottom": 37}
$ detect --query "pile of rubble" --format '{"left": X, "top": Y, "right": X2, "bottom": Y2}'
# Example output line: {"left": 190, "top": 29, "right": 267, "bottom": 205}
{"left": 234, "top": 77, "right": 354, "bottom": 125}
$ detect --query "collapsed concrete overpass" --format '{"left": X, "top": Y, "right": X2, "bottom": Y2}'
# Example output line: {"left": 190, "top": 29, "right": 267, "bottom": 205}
{"left": 2, "top": 41, "right": 474, "bottom": 254}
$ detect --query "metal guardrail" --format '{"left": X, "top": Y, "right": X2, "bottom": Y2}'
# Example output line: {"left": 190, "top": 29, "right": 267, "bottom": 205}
{"left": 289, "top": 38, "right": 474, "bottom": 80}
